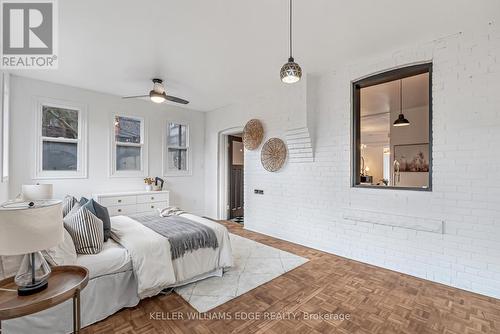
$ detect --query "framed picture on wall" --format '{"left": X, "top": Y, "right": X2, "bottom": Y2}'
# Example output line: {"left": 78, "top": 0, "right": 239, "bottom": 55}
{"left": 394, "top": 143, "right": 430, "bottom": 172}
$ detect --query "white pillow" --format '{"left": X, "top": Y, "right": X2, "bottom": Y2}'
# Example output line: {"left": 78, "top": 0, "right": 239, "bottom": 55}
{"left": 42, "top": 229, "right": 77, "bottom": 266}
{"left": 0, "top": 255, "right": 23, "bottom": 280}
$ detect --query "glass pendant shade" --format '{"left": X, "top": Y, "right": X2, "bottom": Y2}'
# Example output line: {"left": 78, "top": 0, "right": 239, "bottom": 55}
{"left": 149, "top": 90, "right": 166, "bottom": 103}
{"left": 393, "top": 113, "right": 410, "bottom": 126}
{"left": 280, "top": 57, "right": 302, "bottom": 84}
{"left": 15, "top": 252, "right": 51, "bottom": 295}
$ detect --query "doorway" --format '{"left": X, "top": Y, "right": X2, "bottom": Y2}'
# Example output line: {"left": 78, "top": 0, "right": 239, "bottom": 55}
{"left": 228, "top": 134, "right": 244, "bottom": 224}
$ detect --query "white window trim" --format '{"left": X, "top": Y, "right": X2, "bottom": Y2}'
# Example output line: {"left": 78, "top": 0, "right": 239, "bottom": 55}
{"left": 163, "top": 120, "right": 192, "bottom": 177}
{"left": 109, "top": 114, "right": 148, "bottom": 178}
{"left": 0, "top": 73, "right": 8, "bottom": 183}
{"left": 33, "top": 97, "right": 88, "bottom": 179}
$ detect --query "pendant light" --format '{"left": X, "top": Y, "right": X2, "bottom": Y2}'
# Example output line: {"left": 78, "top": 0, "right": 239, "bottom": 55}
{"left": 280, "top": 0, "right": 302, "bottom": 84}
{"left": 393, "top": 79, "right": 410, "bottom": 127}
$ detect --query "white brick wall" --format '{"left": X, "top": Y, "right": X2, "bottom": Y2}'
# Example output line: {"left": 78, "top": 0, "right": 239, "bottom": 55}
{"left": 205, "top": 23, "right": 500, "bottom": 298}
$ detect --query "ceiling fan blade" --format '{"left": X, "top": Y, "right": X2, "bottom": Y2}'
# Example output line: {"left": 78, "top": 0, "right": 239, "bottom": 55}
{"left": 165, "top": 95, "right": 189, "bottom": 104}
{"left": 122, "top": 95, "right": 149, "bottom": 99}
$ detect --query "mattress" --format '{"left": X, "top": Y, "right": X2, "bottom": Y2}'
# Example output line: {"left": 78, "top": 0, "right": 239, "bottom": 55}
{"left": 76, "top": 239, "right": 132, "bottom": 279}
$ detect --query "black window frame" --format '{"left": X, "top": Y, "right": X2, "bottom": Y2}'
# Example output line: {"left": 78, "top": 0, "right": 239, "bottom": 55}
{"left": 351, "top": 63, "right": 433, "bottom": 191}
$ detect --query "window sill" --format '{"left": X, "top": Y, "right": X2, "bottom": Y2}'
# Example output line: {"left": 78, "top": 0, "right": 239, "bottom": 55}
{"left": 34, "top": 174, "right": 88, "bottom": 180}
{"left": 109, "top": 171, "right": 148, "bottom": 178}
{"left": 164, "top": 171, "right": 192, "bottom": 177}
{"left": 353, "top": 184, "right": 432, "bottom": 192}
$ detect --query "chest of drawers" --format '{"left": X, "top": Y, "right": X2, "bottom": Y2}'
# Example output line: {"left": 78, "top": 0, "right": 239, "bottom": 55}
{"left": 93, "top": 190, "right": 170, "bottom": 216}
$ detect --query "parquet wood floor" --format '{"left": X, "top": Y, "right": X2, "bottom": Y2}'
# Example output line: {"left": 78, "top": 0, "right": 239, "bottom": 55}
{"left": 83, "top": 221, "right": 500, "bottom": 334}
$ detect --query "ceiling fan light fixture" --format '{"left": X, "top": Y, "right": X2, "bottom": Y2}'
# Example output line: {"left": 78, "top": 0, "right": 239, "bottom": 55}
{"left": 280, "top": 57, "right": 302, "bottom": 84}
{"left": 149, "top": 90, "right": 166, "bottom": 103}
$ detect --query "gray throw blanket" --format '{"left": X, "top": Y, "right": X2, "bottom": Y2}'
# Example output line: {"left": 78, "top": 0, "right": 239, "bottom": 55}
{"left": 128, "top": 213, "right": 219, "bottom": 260}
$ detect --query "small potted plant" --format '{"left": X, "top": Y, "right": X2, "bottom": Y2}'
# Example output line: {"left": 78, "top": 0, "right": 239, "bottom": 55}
{"left": 144, "top": 177, "right": 155, "bottom": 191}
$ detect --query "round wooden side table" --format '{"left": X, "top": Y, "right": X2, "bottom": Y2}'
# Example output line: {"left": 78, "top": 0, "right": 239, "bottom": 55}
{"left": 0, "top": 265, "right": 89, "bottom": 334}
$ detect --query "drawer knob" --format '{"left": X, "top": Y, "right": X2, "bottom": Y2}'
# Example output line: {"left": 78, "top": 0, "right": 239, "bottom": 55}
{"left": 118, "top": 209, "right": 122, "bottom": 212}
{"left": 151, "top": 197, "right": 154, "bottom": 200}
{"left": 118, "top": 199, "right": 122, "bottom": 203}
{"left": 151, "top": 205, "right": 154, "bottom": 209}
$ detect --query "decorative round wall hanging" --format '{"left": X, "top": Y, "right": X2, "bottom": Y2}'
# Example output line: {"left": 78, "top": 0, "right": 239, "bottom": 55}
{"left": 243, "top": 119, "right": 264, "bottom": 150}
{"left": 261, "top": 138, "right": 287, "bottom": 172}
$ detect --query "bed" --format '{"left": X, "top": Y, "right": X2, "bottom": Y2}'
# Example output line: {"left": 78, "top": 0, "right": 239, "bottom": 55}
{"left": 3, "top": 213, "right": 232, "bottom": 334}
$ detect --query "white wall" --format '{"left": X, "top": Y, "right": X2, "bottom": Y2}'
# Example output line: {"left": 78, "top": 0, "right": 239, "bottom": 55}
{"left": 205, "top": 23, "right": 500, "bottom": 298}
{"left": 9, "top": 76, "right": 206, "bottom": 214}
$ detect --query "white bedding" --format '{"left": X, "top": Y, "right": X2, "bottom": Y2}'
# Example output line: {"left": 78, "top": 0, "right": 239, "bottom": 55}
{"left": 111, "top": 213, "right": 232, "bottom": 298}
{"left": 76, "top": 239, "right": 131, "bottom": 279}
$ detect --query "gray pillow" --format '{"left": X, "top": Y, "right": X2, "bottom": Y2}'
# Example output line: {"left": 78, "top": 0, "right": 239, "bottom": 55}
{"left": 91, "top": 200, "right": 111, "bottom": 241}
{"left": 64, "top": 207, "right": 104, "bottom": 255}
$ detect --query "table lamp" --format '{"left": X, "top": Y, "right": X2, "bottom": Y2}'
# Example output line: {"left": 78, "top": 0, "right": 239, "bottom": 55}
{"left": 21, "top": 184, "right": 54, "bottom": 201}
{"left": 0, "top": 200, "right": 63, "bottom": 295}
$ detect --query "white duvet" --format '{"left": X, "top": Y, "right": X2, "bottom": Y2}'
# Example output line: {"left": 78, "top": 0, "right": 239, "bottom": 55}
{"left": 111, "top": 214, "right": 232, "bottom": 299}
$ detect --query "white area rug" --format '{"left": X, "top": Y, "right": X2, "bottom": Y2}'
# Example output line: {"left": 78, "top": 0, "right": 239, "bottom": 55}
{"left": 175, "top": 233, "right": 309, "bottom": 312}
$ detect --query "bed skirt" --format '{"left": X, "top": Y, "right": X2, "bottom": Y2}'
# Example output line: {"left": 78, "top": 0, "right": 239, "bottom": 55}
{"left": 2, "top": 270, "right": 140, "bottom": 334}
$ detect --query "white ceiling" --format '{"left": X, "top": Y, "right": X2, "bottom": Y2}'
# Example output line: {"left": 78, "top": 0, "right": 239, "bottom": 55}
{"left": 10, "top": 0, "right": 499, "bottom": 111}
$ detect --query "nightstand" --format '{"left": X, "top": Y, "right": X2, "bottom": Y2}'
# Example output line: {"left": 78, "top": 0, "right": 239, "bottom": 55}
{"left": 0, "top": 265, "right": 89, "bottom": 333}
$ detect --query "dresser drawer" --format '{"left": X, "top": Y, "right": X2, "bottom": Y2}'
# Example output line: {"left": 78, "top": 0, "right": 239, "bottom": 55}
{"left": 99, "top": 195, "right": 137, "bottom": 207}
{"left": 136, "top": 193, "right": 169, "bottom": 204}
{"left": 136, "top": 201, "right": 167, "bottom": 213}
{"left": 108, "top": 205, "right": 137, "bottom": 216}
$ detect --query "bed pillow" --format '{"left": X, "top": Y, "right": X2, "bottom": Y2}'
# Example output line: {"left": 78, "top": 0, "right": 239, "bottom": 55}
{"left": 92, "top": 200, "right": 111, "bottom": 241}
{"left": 62, "top": 195, "right": 77, "bottom": 217}
{"left": 42, "top": 229, "right": 77, "bottom": 266}
{"left": 0, "top": 255, "right": 23, "bottom": 280}
{"left": 64, "top": 207, "right": 104, "bottom": 255}
{"left": 79, "top": 197, "right": 89, "bottom": 206}
{"left": 82, "top": 199, "right": 111, "bottom": 242}
{"left": 66, "top": 202, "right": 82, "bottom": 217}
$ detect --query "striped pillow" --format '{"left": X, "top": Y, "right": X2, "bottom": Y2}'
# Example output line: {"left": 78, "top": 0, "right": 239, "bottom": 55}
{"left": 64, "top": 207, "right": 104, "bottom": 255}
{"left": 62, "top": 195, "right": 77, "bottom": 217}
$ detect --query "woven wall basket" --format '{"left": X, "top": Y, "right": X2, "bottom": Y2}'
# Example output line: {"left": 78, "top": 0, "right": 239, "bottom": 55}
{"left": 243, "top": 119, "right": 264, "bottom": 150}
{"left": 261, "top": 138, "right": 287, "bottom": 172}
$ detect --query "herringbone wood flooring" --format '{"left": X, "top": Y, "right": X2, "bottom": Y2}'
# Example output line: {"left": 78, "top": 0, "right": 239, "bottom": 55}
{"left": 83, "top": 221, "right": 500, "bottom": 334}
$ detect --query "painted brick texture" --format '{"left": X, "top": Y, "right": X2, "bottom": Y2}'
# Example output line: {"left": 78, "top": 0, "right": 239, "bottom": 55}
{"left": 206, "top": 23, "right": 500, "bottom": 298}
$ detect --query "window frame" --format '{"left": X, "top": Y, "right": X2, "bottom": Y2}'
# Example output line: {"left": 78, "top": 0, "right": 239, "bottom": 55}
{"left": 34, "top": 97, "right": 88, "bottom": 179}
{"left": 0, "top": 73, "right": 8, "bottom": 183}
{"left": 110, "top": 114, "right": 148, "bottom": 178}
{"left": 351, "top": 63, "right": 433, "bottom": 191}
{"left": 163, "top": 120, "right": 192, "bottom": 177}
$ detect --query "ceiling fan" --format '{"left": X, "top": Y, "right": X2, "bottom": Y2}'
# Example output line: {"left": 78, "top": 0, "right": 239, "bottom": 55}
{"left": 122, "top": 78, "right": 189, "bottom": 104}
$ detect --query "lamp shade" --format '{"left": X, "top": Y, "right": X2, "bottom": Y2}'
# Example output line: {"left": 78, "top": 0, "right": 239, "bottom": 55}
{"left": 22, "top": 184, "right": 53, "bottom": 201}
{"left": 0, "top": 200, "right": 63, "bottom": 255}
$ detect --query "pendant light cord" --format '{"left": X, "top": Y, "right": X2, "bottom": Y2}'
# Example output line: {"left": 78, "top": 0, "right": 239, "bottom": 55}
{"left": 289, "top": 0, "right": 293, "bottom": 58}
{"left": 399, "top": 79, "right": 403, "bottom": 115}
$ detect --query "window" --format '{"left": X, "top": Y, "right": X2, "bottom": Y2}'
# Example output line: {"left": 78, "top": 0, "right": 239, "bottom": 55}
{"left": 35, "top": 98, "right": 87, "bottom": 179}
{"left": 352, "top": 63, "right": 432, "bottom": 190}
{"left": 164, "top": 122, "right": 191, "bottom": 176}
{"left": 111, "top": 115, "right": 147, "bottom": 177}
{"left": 1, "top": 73, "right": 8, "bottom": 182}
